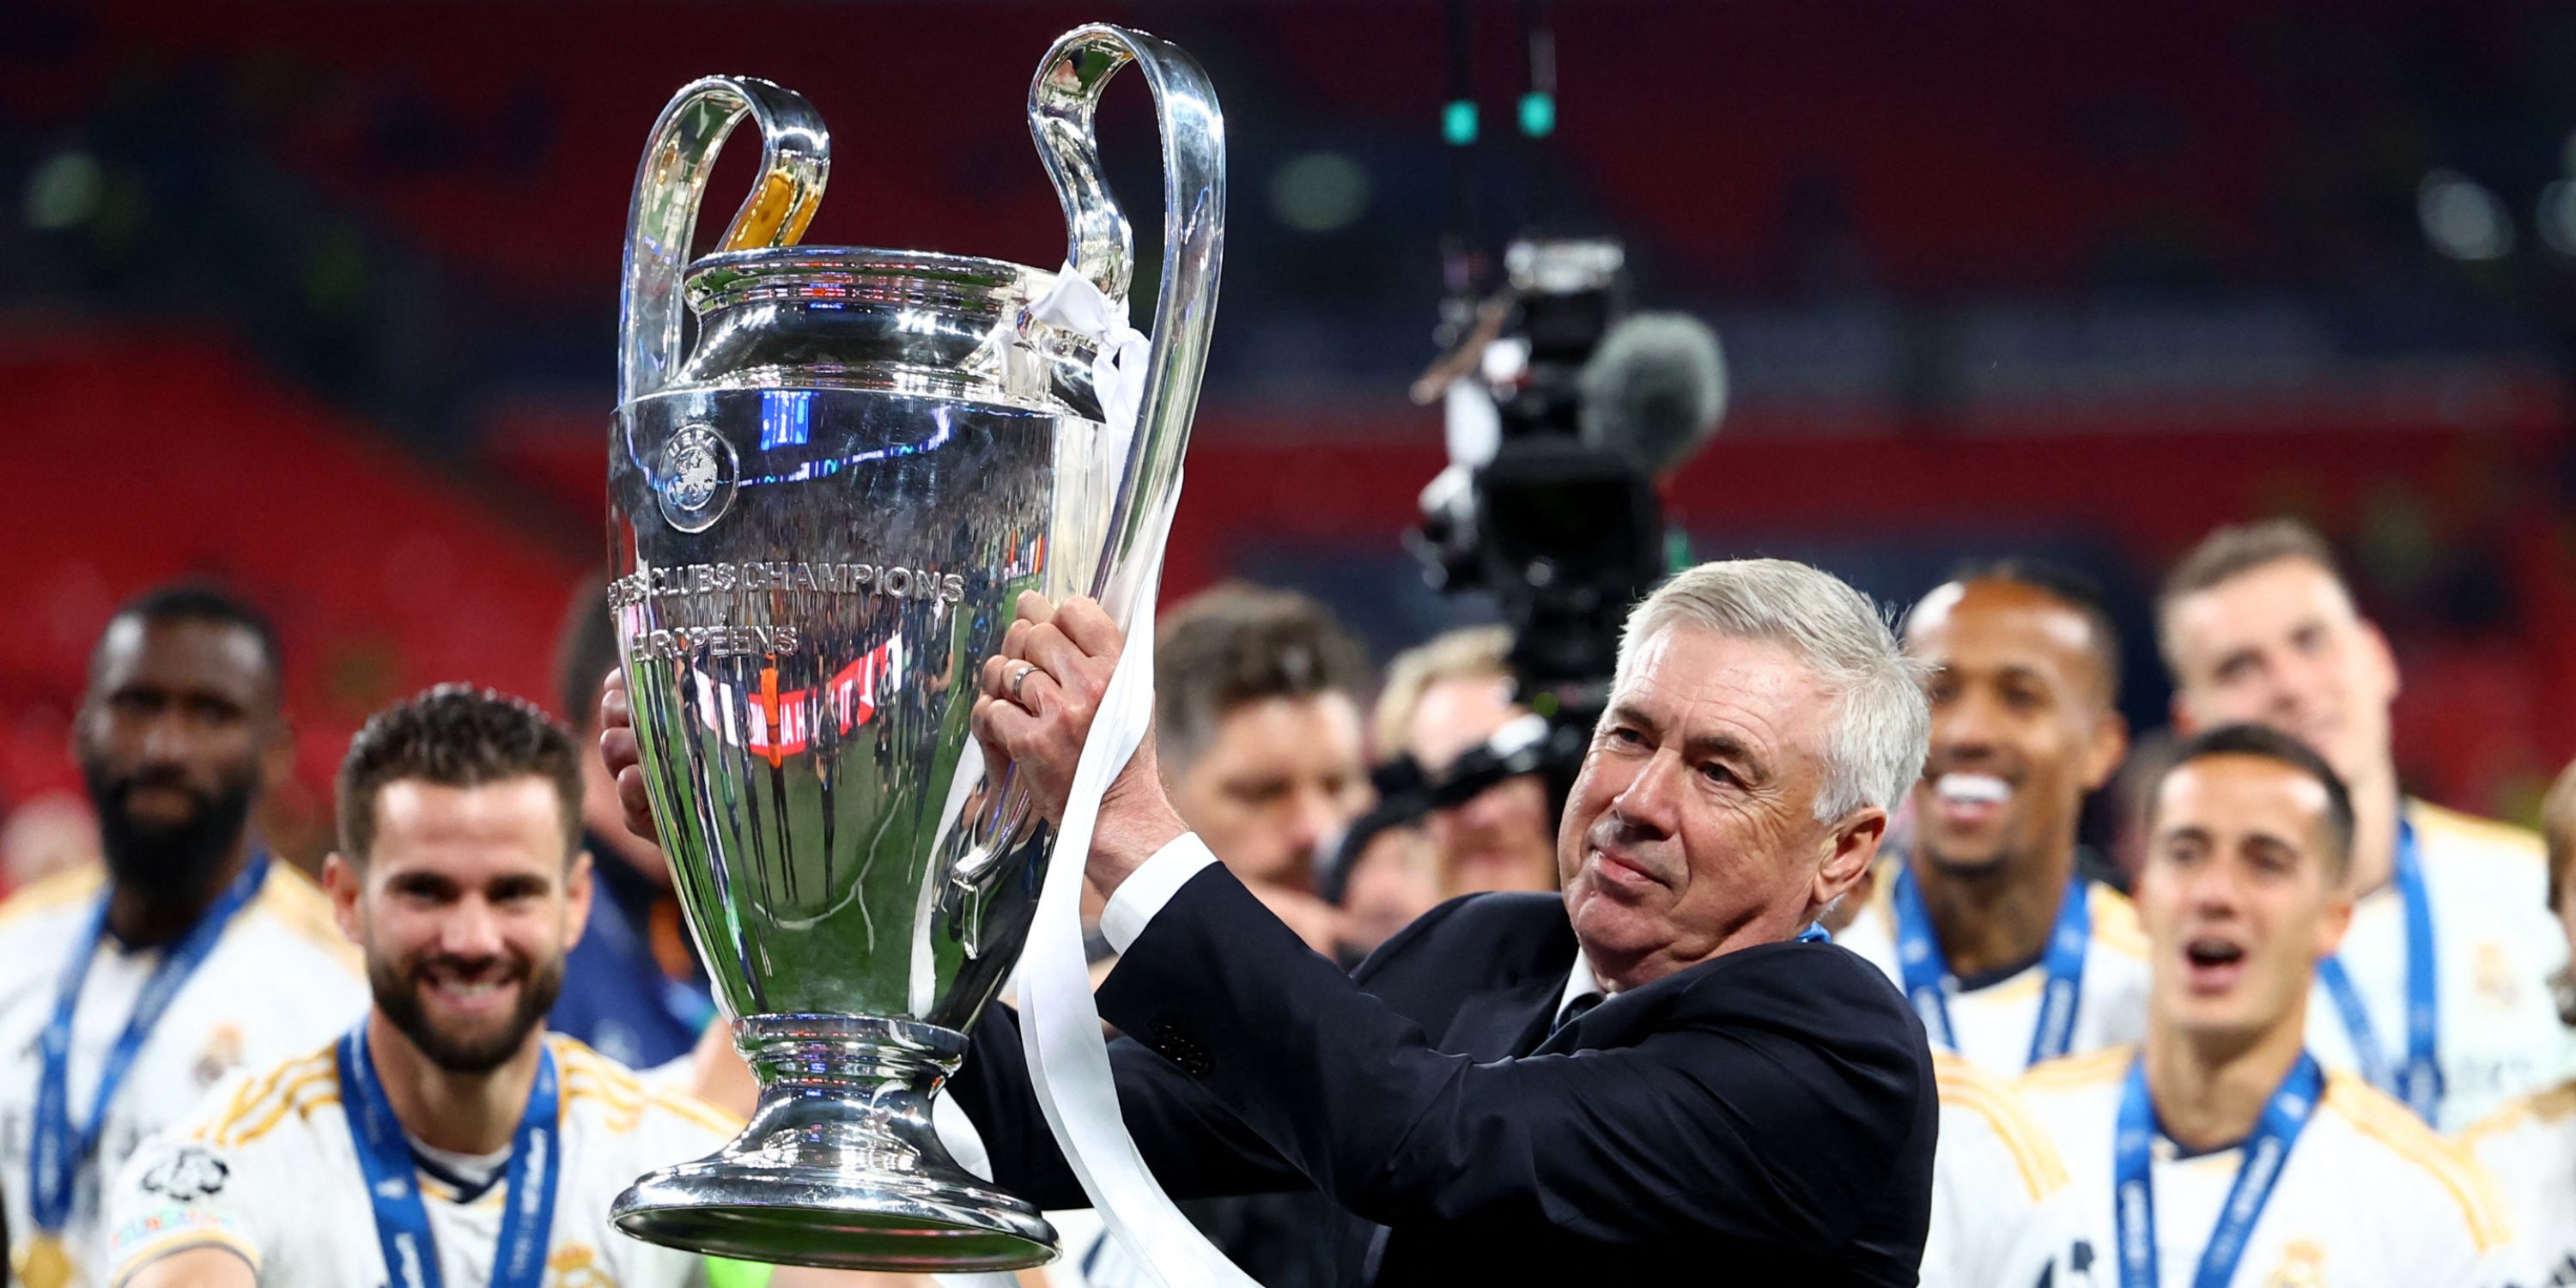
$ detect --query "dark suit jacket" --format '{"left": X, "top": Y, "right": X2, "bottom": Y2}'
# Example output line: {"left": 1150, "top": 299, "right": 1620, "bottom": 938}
{"left": 949, "top": 865, "right": 1937, "bottom": 1285}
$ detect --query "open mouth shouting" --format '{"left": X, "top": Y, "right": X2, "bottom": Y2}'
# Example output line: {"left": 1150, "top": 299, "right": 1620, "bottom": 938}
{"left": 2180, "top": 933, "right": 2250, "bottom": 995}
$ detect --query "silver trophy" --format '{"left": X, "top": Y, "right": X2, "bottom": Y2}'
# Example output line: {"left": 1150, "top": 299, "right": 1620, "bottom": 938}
{"left": 603, "top": 24, "right": 1221, "bottom": 1271}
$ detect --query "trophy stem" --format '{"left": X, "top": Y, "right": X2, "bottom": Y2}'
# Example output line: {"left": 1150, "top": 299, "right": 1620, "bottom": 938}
{"left": 611, "top": 1014, "right": 1057, "bottom": 1271}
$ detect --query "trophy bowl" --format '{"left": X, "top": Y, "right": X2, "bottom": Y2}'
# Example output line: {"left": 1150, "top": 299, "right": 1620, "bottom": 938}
{"left": 603, "top": 24, "right": 1222, "bottom": 1271}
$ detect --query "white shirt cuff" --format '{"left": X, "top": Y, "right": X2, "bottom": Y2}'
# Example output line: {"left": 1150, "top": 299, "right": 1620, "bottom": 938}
{"left": 1098, "top": 832, "right": 1220, "bottom": 955}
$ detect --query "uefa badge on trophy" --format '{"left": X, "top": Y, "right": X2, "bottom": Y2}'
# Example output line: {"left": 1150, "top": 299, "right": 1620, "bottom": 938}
{"left": 603, "top": 24, "right": 1222, "bottom": 1271}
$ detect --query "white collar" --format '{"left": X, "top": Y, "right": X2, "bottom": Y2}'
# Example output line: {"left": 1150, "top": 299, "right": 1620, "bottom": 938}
{"left": 1554, "top": 950, "right": 1611, "bottom": 1029}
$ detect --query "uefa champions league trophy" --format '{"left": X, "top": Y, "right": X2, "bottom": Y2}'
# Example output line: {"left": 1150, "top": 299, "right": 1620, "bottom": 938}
{"left": 602, "top": 25, "right": 1221, "bottom": 1271}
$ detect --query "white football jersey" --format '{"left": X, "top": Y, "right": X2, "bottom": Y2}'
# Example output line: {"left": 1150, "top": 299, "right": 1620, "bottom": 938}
{"left": 2306, "top": 800, "right": 2576, "bottom": 1132}
{"left": 2015, "top": 1046, "right": 2510, "bottom": 1288}
{"left": 100, "top": 1033, "right": 738, "bottom": 1288}
{"left": 1922, "top": 1052, "right": 2072, "bottom": 1288}
{"left": 1838, "top": 873, "right": 2153, "bottom": 1076}
{"left": 2459, "top": 1079, "right": 2576, "bottom": 1286}
{"left": 0, "top": 865, "right": 368, "bottom": 1288}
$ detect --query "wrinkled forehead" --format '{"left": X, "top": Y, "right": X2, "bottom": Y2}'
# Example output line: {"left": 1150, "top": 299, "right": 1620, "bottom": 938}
{"left": 1611, "top": 626, "right": 1833, "bottom": 761}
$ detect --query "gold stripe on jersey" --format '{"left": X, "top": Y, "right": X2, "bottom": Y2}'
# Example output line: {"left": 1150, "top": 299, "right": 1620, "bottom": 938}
{"left": 2017, "top": 1043, "right": 2135, "bottom": 1091}
{"left": 250, "top": 865, "right": 362, "bottom": 971}
{"left": 2458, "top": 1078, "right": 2576, "bottom": 1151}
{"left": 550, "top": 1034, "right": 741, "bottom": 1138}
{"left": 2087, "top": 886, "right": 2151, "bottom": 959}
{"left": 2323, "top": 1072, "right": 2514, "bottom": 1252}
{"left": 2408, "top": 799, "right": 2546, "bottom": 864}
{"left": 219, "top": 1072, "right": 339, "bottom": 1151}
{"left": 0, "top": 864, "right": 106, "bottom": 931}
{"left": 1935, "top": 1053, "right": 2069, "bottom": 1200}
{"left": 199, "top": 1044, "right": 337, "bottom": 1149}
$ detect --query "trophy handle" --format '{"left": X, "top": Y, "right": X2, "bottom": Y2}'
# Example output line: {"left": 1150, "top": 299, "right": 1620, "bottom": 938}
{"left": 1028, "top": 25, "right": 1226, "bottom": 619}
{"left": 617, "top": 76, "right": 829, "bottom": 408}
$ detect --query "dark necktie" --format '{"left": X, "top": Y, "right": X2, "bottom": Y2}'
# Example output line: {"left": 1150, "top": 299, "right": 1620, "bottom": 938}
{"left": 1552, "top": 991, "right": 1602, "bottom": 1036}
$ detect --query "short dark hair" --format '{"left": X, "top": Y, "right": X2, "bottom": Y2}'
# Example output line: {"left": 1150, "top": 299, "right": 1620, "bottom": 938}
{"left": 2150, "top": 722, "right": 2355, "bottom": 880}
{"left": 1939, "top": 557, "right": 2123, "bottom": 703}
{"left": 96, "top": 583, "right": 283, "bottom": 699}
{"left": 2156, "top": 519, "right": 2346, "bottom": 667}
{"left": 554, "top": 579, "right": 620, "bottom": 729}
{"left": 1155, "top": 583, "right": 1371, "bottom": 773}
{"left": 337, "top": 684, "right": 583, "bottom": 865}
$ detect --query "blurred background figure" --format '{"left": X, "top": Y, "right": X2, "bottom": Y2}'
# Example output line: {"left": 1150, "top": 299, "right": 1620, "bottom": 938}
{"left": 1151, "top": 583, "right": 1376, "bottom": 957}
{"left": 2017, "top": 726, "right": 2504, "bottom": 1285}
{"left": 2160, "top": 519, "right": 2571, "bottom": 1129}
{"left": 0, "top": 586, "right": 367, "bottom": 1288}
{"left": 0, "top": 792, "right": 100, "bottom": 897}
{"left": 547, "top": 580, "right": 714, "bottom": 1074}
{"left": 2461, "top": 755, "right": 2576, "bottom": 1285}
{"left": 1837, "top": 562, "right": 2147, "bottom": 1076}
{"left": 1368, "top": 625, "right": 1560, "bottom": 900}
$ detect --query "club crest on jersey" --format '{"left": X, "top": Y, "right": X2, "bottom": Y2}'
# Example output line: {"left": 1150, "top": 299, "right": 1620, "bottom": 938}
{"left": 2261, "top": 1238, "right": 2326, "bottom": 1288}
{"left": 139, "top": 1145, "right": 229, "bottom": 1201}
{"left": 2476, "top": 939, "right": 2521, "bottom": 1007}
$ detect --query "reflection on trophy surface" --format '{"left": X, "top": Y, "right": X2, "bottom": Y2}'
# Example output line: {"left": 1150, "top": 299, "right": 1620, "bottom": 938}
{"left": 602, "top": 23, "right": 1223, "bottom": 1271}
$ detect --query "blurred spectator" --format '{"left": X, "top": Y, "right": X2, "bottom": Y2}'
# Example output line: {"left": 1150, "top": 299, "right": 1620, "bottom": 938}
{"left": 1370, "top": 626, "right": 1560, "bottom": 900}
{"left": 547, "top": 580, "right": 714, "bottom": 1073}
{"left": 0, "top": 792, "right": 100, "bottom": 896}
{"left": 1154, "top": 583, "right": 1374, "bottom": 955}
{"left": 2160, "top": 518, "right": 2569, "bottom": 1129}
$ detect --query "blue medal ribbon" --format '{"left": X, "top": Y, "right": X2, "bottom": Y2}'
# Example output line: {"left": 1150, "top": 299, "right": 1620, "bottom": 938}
{"left": 28, "top": 854, "right": 270, "bottom": 1232}
{"left": 2114, "top": 1051, "right": 2324, "bottom": 1288}
{"left": 1891, "top": 866, "right": 2093, "bottom": 1066}
{"left": 2314, "top": 816, "right": 2440, "bottom": 1121}
{"left": 337, "top": 1024, "right": 562, "bottom": 1288}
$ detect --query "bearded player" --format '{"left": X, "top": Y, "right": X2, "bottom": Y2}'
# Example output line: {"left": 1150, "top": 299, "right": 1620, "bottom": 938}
{"left": 99, "top": 686, "right": 748, "bottom": 1288}
{"left": 0, "top": 587, "right": 366, "bottom": 1288}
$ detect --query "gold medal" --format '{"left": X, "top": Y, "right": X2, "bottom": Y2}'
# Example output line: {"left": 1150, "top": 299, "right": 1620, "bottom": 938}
{"left": 15, "top": 1232, "right": 75, "bottom": 1288}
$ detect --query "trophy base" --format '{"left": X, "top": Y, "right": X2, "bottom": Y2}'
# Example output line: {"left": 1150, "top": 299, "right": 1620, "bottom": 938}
{"left": 611, "top": 1014, "right": 1059, "bottom": 1272}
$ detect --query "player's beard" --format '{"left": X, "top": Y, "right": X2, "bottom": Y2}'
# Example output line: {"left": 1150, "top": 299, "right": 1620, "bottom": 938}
{"left": 371, "top": 945, "right": 564, "bottom": 1076}
{"left": 82, "top": 756, "right": 258, "bottom": 910}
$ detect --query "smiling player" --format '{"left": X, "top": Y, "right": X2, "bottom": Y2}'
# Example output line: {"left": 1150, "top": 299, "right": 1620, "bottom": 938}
{"left": 1838, "top": 563, "right": 2151, "bottom": 1075}
{"left": 99, "top": 686, "right": 743, "bottom": 1288}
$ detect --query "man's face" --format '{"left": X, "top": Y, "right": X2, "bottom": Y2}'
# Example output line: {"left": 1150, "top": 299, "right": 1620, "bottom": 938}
{"left": 1559, "top": 627, "right": 1881, "bottom": 987}
{"left": 328, "top": 778, "right": 592, "bottom": 1075}
{"left": 1168, "top": 693, "right": 1371, "bottom": 889}
{"left": 2136, "top": 755, "right": 2350, "bottom": 1048}
{"left": 76, "top": 617, "right": 279, "bottom": 902}
{"left": 1906, "top": 581, "right": 2123, "bottom": 876}
{"left": 1406, "top": 675, "right": 1558, "bottom": 897}
{"left": 2164, "top": 558, "right": 2397, "bottom": 790}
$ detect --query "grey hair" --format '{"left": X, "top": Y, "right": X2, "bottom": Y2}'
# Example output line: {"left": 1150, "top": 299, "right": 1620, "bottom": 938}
{"left": 1613, "top": 559, "right": 1930, "bottom": 823}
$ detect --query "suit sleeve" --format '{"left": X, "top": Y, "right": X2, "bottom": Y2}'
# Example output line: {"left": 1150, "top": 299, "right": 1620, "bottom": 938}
{"left": 1095, "top": 864, "right": 1933, "bottom": 1252}
{"left": 943, "top": 994, "right": 1311, "bottom": 1208}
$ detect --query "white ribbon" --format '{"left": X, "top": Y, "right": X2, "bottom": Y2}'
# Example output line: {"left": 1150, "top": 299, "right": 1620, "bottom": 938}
{"left": 949, "top": 267, "right": 1255, "bottom": 1288}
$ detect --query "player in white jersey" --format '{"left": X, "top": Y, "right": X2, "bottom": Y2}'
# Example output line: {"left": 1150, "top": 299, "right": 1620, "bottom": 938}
{"left": 2016, "top": 725, "right": 2508, "bottom": 1287}
{"left": 1920, "top": 1051, "right": 2073, "bottom": 1288}
{"left": 99, "top": 685, "right": 742, "bottom": 1288}
{"left": 1, "top": 587, "right": 368, "bottom": 1288}
{"left": 2458, "top": 757, "right": 2576, "bottom": 1287}
{"left": 1837, "top": 563, "right": 2150, "bottom": 1076}
{"left": 2160, "top": 518, "right": 2572, "bottom": 1128}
